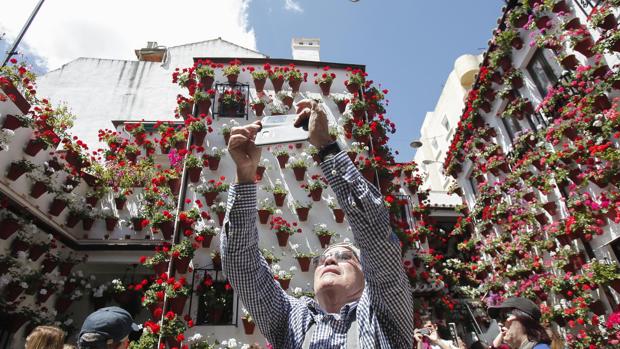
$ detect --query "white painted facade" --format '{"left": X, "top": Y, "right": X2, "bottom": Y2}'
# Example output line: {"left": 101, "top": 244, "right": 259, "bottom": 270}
{"left": 413, "top": 54, "right": 481, "bottom": 207}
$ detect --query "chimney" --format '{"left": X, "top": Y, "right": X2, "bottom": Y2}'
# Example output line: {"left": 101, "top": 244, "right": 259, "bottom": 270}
{"left": 291, "top": 38, "right": 320, "bottom": 61}
{"left": 135, "top": 42, "right": 167, "bottom": 62}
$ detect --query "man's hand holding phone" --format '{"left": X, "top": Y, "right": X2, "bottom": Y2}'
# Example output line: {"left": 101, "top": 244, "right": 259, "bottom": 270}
{"left": 294, "top": 99, "right": 332, "bottom": 149}
{"left": 228, "top": 121, "right": 262, "bottom": 184}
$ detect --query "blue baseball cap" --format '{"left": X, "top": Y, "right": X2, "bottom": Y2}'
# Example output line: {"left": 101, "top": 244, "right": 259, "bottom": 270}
{"left": 78, "top": 307, "right": 141, "bottom": 349}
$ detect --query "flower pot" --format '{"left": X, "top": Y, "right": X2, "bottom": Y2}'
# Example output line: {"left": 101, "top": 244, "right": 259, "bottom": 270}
{"left": 168, "top": 178, "right": 181, "bottom": 196}
{"left": 201, "top": 76, "right": 214, "bottom": 90}
{"left": 6, "top": 163, "right": 27, "bottom": 181}
{"left": 147, "top": 302, "right": 162, "bottom": 318}
{"left": 296, "top": 257, "right": 311, "bottom": 272}
{"left": 336, "top": 100, "right": 347, "bottom": 114}
{"left": 318, "top": 235, "right": 331, "bottom": 248}
{"left": 156, "top": 221, "right": 174, "bottom": 240}
{"left": 499, "top": 56, "right": 512, "bottom": 72}
{"left": 105, "top": 217, "right": 118, "bottom": 231}
{"left": 187, "top": 167, "right": 202, "bottom": 183}
{"left": 332, "top": 208, "right": 344, "bottom": 223}
{"left": 66, "top": 213, "right": 80, "bottom": 228}
{"left": 170, "top": 295, "right": 187, "bottom": 314}
{"left": 37, "top": 289, "right": 54, "bottom": 304}
{"left": 534, "top": 213, "right": 548, "bottom": 225}
{"left": 166, "top": 337, "right": 181, "bottom": 349}
{"left": 253, "top": 103, "right": 265, "bottom": 117}
{"left": 589, "top": 300, "right": 606, "bottom": 316}
{"left": 552, "top": 0, "right": 569, "bottom": 13}
{"left": 511, "top": 76, "right": 523, "bottom": 89}
{"left": 511, "top": 36, "right": 523, "bottom": 50}
{"left": 258, "top": 209, "right": 271, "bottom": 224}
{"left": 227, "top": 74, "right": 238, "bottom": 85}
{"left": 535, "top": 15, "right": 552, "bottom": 29}
{"left": 276, "top": 231, "right": 290, "bottom": 247}
{"left": 254, "top": 78, "right": 266, "bottom": 92}
{"left": 114, "top": 197, "right": 126, "bottom": 211}
{"left": 596, "top": 13, "right": 617, "bottom": 30}
{"left": 543, "top": 202, "right": 557, "bottom": 215}
{"left": 153, "top": 261, "right": 167, "bottom": 276}
{"left": 24, "top": 138, "right": 46, "bottom": 157}
{"left": 28, "top": 181, "right": 48, "bottom": 199}
{"left": 345, "top": 82, "right": 360, "bottom": 94}
{"left": 197, "top": 99, "right": 212, "bottom": 116}
{"left": 271, "top": 76, "right": 285, "bottom": 92}
{"left": 82, "top": 217, "right": 95, "bottom": 231}
{"left": 610, "top": 279, "right": 620, "bottom": 293}
{"left": 2, "top": 114, "right": 22, "bottom": 130}
{"left": 289, "top": 78, "right": 302, "bottom": 93}
{"left": 293, "top": 167, "right": 306, "bottom": 181}
{"left": 573, "top": 36, "right": 595, "bottom": 57}
{"left": 55, "top": 298, "right": 73, "bottom": 313}
{"left": 85, "top": 195, "right": 99, "bottom": 207}
{"left": 59, "top": 262, "right": 74, "bottom": 276}
{"left": 3, "top": 282, "right": 24, "bottom": 302}
{"left": 41, "top": 257, "right": 57, "bottom": 273}
{"left": 296, "top": 207, "right": 310, "bottom": 221}
{"left": 256, "top": 165, "right": 266, "bottom": 181}
{"left": 310, "top": 188, "right": 322, "bottom": 201}
{"left": 204, "top": 191, "right": 219, "bottom": 206}
{"left": 362, "top": 168, "right": 375, "bottom": 182}
{"left": 49, "top": 198, "right": 67, "bottom": 216}
{"left": 319, "top": 81, "right": 332, "bottom": 96}
{"left": 212, "top": 255, "right": 222, "bottom": 270}
{"left": 192, "top": 130, "right": 206, "bottom": 146}
{"left": 29, "top": 244, "right": 46, "bottom": 261}
{"left": 175, "top": 256, "right": 191, "bottom": 274}
{"left": 593, "top": 95, "right": 611, "bottom": 111}
{"left": 242, "top": 318, "right": 255, "bottom": 335}
{"left": 201, "top": 235, "right": 214, "bottom": 248}
{"left": 274, "top": 193, "right": 287, "bottom": 207}
{"left": 217, "top": 211, "right": 225, "bottom": 226}
{"left": 276, "top": 154, "right": 289, "bottom": 169}
{"left": 277, "top": 278, "right": 290, "bottom": 290}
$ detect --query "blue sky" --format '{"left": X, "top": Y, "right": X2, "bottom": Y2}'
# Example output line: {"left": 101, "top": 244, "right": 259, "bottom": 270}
{"left": 2, "top": 0, "right": 504, "bottom": 162}
{"left": 248, "top": 0, "right": 504, "bottom": 162}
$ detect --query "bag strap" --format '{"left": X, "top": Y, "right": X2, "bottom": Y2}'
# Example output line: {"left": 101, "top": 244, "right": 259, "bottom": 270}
{"left": 302, "top": 318, "right": 359, "bottom": 349}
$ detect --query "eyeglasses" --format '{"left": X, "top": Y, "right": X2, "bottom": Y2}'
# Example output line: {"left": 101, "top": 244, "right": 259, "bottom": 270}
{"left": 312, "top": 250, "right": 356, "bottom": 268}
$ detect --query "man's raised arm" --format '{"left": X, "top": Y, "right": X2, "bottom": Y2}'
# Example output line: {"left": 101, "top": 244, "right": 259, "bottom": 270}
{"left": 220, "top": 122, "right": 300, "bottom": 348}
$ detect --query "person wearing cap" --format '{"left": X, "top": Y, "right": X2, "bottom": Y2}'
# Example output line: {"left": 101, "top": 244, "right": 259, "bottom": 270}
{"left": 77, "top": 306, "right": 141, "bottom": 349}
{"left": 487, "top": 297, "right": 551, "bottom": 349}
{"left": 222, "top": 99, "right": 413, "bottom": 348}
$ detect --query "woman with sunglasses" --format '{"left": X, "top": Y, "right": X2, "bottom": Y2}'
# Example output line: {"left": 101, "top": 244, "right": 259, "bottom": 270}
{"left": 487, "top": 297, "right": 551, "bottom": 349}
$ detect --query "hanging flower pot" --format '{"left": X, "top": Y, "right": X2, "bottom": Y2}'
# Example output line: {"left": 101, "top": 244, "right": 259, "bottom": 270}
{"left": 175, "top": 256, "right": 191, "bottom": 274}
{"left": 274, "top": 193, "right": 287, "bottom": 207}
{"left": 595, "top": 13, "right": 617, "bottom": 30}
{"left": 534, "top": 213, "right": 548, "bottom": 225}
{"left": 543, "top": 201, "right": 557, "bottom": 215}
{"left": 319, "top": 81, "right": 332, "bottom": 96}
{"left": 66, "top": 213, "right": 80, "bottom": 228}
{"left": 49, "top": 198, "right": 67, "bottom": 216}
{"left": 170, "top": 295, "right": 187, "bottom": 314}
{"left": 29, "top": 181, "right": 48, "bottom": 199}
{"left": 187, "top": 167, "right": 202, "bottom": 183}
{"left": 552, "top": 0, "right": 569, "bottom": 13}
{"left": 511, "top": 36, "right": 524, "bottom": 50}
{"left": 535, "top": 15, "right": 552, "bottom": 29}
{"left": 277, "top": 154, "right": 289, "bottom": 169}
{"left": 41, "top": 257, "right": 57, "bottom": 273}
{"left": 59, "top": 262, "right": 74, "bottom": 276}
{"left": 82, "top": 217, "right": 95, "bottom": 231}
{"left": 193, "top": 130, "right": 206, "bottom": 146}
{"left": 156, "top": 221, "right": 174, "bottom": 240}
{"left": 258, "top": 209, "right": 271, "bottom": 224}
{"left": 242, "top": 318, "right": 255, "bottom": 335}
{"left": 499, "top": 56, "right": 512, "bottom": 72}
{"left": 217, "top": 211, "right": 225, "bottom": 226}
{"left": 29, "top": 244, "right": 46, "bottom": 261}
{"left": 362, "top": 168, "right": 375, "bottom": 182}
{"left": 197, "top": 99, "right": 212, "bottom": 115}
{"left": 203, "top": 192, "right": 218, "bottom": 206}
{"left": 276, "top": 278, "right": 290, "bottom": 290}
{"left": 206, "top": 156, "right": 220, "bottom": 171}
{"left": 153, "top": 261, "right": 167, "bottom": 276}
{"left": 6, "top": 163, "right": 28, "bottom": 181}
{"left": 105, "top": 217, "right": 118, "bottom": 231}
{"left": 318, "top": 234, "right": 331, "bottom": 248}
{"left": 293, "top": 167, "right": 306, "bottom": 181}
{"left": 256, "top": 165, "right": 266, "bottom": 181}
{"left": 168, "top": 178, "right": 181, "bottom": 195}
{"left": 573, "top": 36, "right": 595, "bottom": 57}
{"left": 289, "top": 78, "right": 302, "bottom": 93}
{"left": 55, "top": 297, "right": 73, "bottom": 313}
{"left": 3, "top": 282, "right": 24, "bottom": 301}
{"left": 2, "top": 114, "right": 22, "bottom": 130}
{"left": 24, "top": 138, "right": 46, "bottom": 157}
{"left": 296, "top": 207, "right": 310, "bottom": 221}
{"left": 201, "top": 76, "right": 214, "bottom": 91}
{"left": 36, "top": 289, "right": 54, "bottom": 304}
{"left": 610, "top": 279, "right": 620, "bottom": 294}
{"left": 593, "top": 95, "right": 611, "bottom": 111}
{"left": 345, "top": 82, "right": 360, "bottom": 94}
{"left": 227, "top": 74, "right": 239, "bottom": 85}
{"left": 166, "top": 337, "right": 181, "bottom": 349}
{"left": 200, "top": 235, "right": 214, "bottom": 248}
{"left": 254, "top": 78, "right": 266, "bottom": 92}
{"left": 271, "top": 76, "right": 285, "bottom": 92}
{"left": 276, "top": 231, "right": 290, "bottom": 246}
{"left": 310, "top": 188, "right": 322, "bottom": 201}
{"left": 296, "top": 257, "right": 311, "bottom": 272}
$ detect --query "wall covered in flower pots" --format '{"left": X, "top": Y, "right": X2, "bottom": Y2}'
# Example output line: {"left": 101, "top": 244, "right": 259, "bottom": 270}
{"left": 441, "top": 0, "right": 620, "bottom": 347}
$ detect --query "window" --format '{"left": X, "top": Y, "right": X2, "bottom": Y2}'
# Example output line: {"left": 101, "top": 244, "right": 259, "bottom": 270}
{"left": 468, "top": 174, "right": 478, "bottom": 196}
{"left": 527, "top": 50, "right": 558, "bottom": 98}
{"left": 215, "top": 83, "right": 250, "bottom": 119}
{"left": 500, "top": 115, "right": 523, "bottom": 142}
{"left": 441, "top": 116, "right": 450, "bottom": 132}
{"left": 431, "top": 138, "right": 439, "bottom": 151}
{"left": 194, "top": 269, "right": 237, "bottom": 325}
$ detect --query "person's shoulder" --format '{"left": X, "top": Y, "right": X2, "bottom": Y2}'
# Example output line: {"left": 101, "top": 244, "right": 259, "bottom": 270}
{"left": 533, "top": 344, "right": 551, "bottom": 349}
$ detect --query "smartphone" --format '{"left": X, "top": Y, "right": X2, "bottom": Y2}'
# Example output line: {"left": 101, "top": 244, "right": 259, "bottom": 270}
{"left": 254, "top": 114, "right": 309, "bottom": 146}
{"left": 448, "top": 322, "right": 459, "bottom": 346}
{"left": 419, "top": 328, "right": 431, "bottom": 336}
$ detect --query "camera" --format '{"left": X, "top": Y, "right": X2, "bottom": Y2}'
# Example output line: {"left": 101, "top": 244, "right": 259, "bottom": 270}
{"left": 419, "top": 328, "right": 431, "bottom": 336}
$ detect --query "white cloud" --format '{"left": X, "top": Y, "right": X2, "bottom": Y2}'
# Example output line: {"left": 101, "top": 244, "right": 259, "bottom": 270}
{"left": 284, "top": 0, "right": 303, "bottom": 13}
{"left": 0, "top": 0, "right": 256, "bottom": 70}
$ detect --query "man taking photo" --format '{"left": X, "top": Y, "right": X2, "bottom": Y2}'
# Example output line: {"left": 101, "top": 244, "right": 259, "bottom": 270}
{"left": 221, "top": 99, "right": 413, "bottom": 348}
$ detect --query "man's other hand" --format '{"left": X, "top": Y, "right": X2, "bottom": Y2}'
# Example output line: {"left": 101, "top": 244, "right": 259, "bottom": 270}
{"left": 228, "top": 121, "right": 262, "bottom": 183}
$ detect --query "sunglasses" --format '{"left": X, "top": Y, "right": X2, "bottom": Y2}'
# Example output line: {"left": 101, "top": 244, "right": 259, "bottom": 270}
{"left": 311, "top": 250, "right": 357, "bottom": 268}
